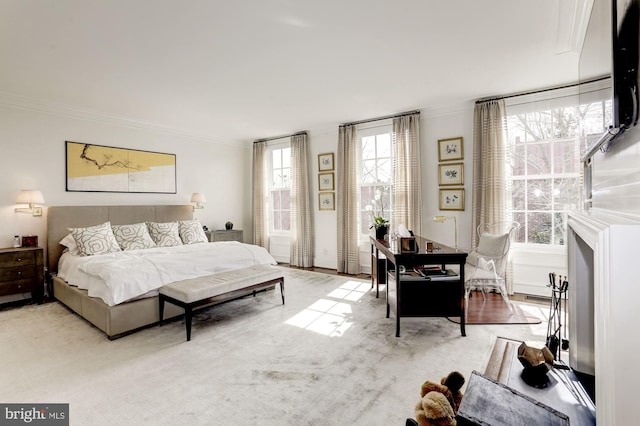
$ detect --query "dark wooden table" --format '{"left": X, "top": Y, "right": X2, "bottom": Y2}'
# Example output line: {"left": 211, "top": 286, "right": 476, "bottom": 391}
{"left": 370, "top": 236, "right": 467, "bottom": 337}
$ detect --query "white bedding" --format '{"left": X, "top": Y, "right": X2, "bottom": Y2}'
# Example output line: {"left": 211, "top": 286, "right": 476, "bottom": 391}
{"left": 58, "top": 241, "right": 277, "bottom": 306}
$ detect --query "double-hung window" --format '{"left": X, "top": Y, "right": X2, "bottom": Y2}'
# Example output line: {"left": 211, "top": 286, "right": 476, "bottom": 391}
{"left": 506, "top": 84, "right": 611, "bottom": 246}
{"left": 359, "top": 124, "right": 392, "bottom": 245}
{"left": 269, "top": 146, "right": 291, "bottom": 234}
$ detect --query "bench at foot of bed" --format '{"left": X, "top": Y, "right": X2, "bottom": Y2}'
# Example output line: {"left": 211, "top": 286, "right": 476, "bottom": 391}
{"left": 158, "top": 264, "right": 284, "bottom": 341}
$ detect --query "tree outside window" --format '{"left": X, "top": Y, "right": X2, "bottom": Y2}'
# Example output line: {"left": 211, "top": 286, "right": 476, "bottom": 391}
{"left": 271, "top": 147, "right": 291, "bottom": 232}
{"left": 360, "top": 130, "right": 392, "bottom": 238}
{"left": 507, "top": 100, "right": 611, "bottom": 245}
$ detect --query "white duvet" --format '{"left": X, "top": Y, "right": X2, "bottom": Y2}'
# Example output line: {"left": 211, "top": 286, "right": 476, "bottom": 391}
{"left": 58, "top": 241, "right": 277, "bottom": 306}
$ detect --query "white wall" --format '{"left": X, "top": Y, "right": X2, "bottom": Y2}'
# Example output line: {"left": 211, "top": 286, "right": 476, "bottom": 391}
{"left": 306, "top": 104, "right": 476, "bottom": 272}
{"left": 308, "top": 129, "right": 338, "bottom": 269}
{"left": 0, "top": 105, "right": 252, "bottom": 270}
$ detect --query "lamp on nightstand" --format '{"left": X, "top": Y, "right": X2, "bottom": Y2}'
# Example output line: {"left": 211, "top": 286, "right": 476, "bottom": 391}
{"left": 15, "top": 190, "right": 45, "bottom": 217}
{"left": 190, "top": 193, "right": 206, "bottom": 211}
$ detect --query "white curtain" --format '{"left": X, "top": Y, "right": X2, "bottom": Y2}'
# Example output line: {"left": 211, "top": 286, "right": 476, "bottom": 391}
{"left": 290, "top": 133, "right": 314, "bottom": 267}
{"left": 336, "top": 124, "right": 360, "bottom": 274}
{"left": 392, "top": 112, "right": 422, "bottom": 236}
{"left": 252, "top": 141, "right": 267, "bottom": 248}
{"left": 472, "top": 99, "right": 511, "bottom": 291}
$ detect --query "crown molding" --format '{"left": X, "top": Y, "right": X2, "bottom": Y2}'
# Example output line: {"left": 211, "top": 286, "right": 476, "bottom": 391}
{"left": 0, "top": 91, "right": 241, "bottom": 147}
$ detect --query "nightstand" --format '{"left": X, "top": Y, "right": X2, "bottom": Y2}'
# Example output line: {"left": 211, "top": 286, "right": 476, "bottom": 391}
{"left": 207, "top": 229, "right": 243, "bottom": 242}
{"left": 0, "top": 247, "right": 44, "bottom": 304}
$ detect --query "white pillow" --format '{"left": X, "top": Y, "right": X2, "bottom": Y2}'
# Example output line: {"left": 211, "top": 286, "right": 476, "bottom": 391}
{"left": 68, "top": 222, "right": 122, "bottom": 256}
{"left": 112, "top": 223, "right": 157, "bottom": 251}
{"left": 477, "top": 232, "right": 509, "bottom": 258}
{"left": 178, "top": 220, "right": 208, "bottom": 244}
{"left": 146, "top": 222, "right": 183, "bottom": 247}
{"left": 59, "top": 233, "right": 81, "bottom": 256}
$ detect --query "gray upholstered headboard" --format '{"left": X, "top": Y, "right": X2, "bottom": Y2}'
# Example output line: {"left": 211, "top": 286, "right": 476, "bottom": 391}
{"left": 46, "top": 205, "right": 193, "bottom": 273}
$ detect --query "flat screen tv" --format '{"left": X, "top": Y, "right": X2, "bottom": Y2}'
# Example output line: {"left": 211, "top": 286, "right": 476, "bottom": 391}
{"left": 580, "top": 0, "right": 640, "bottom": 160}
{"left": 613, "top": 0, "right": 639, "bottom": 129}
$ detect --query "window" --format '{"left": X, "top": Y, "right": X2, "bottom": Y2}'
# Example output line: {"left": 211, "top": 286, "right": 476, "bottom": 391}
{"left": 359, "top": 125, "right": 392, "bottom": 241}
{"left": 270, "top": 146, "right": 291, "bottom": 233}
{"left": 506, "top": 96, "right": 611, "bottom": 245}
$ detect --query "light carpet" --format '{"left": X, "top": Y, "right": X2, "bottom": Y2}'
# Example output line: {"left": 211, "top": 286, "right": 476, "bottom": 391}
{"left": 0, "top": 268, "right": 549, "bottom": 426}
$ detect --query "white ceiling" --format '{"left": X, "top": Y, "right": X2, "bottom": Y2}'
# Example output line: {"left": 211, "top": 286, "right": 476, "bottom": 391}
{"left": 0, "top": 0, "right": 588, "bottom": 146}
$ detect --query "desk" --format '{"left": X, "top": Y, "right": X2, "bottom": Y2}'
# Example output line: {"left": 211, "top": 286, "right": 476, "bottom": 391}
{"left": 370, "top": 236, "right": 467, "bottom": 337}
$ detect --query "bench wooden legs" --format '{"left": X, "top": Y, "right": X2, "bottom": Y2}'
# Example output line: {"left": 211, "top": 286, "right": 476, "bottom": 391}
{"left": 159, "top": 277, "right": 285, "bottom": 341}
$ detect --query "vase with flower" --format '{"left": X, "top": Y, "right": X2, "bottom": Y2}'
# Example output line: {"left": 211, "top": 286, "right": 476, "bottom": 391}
{"left": 365, "top": 186, "right": 390, "bottom": 240}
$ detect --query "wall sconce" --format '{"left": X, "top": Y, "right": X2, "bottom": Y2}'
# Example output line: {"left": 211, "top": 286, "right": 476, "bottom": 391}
{"left": 190, "top": 193, "right": 206, "bottom": 211}
{"left": 433, "top": 215, "right": 457, "bottom": 250}
{"left": 15, "top": 190, "right": 45, "bottom": 217}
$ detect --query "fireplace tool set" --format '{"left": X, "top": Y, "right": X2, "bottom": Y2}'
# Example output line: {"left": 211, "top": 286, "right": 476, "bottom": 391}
{"left": 546, "top": 272, "right": 569, "bottom": 362}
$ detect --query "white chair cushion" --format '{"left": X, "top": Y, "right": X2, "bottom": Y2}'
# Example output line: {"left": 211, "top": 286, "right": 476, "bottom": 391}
{"left": 477, "top": 232, "right": 509, "bottom": 257}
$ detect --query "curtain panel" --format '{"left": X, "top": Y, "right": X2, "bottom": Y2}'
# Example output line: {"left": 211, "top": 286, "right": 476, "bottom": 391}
{"left": 252, "top": 141, "right": 267, "bottom": 248}
{"left": 472, "top": 99, "right": 507, "bottom": 246}
{"left": 472, "top": 99, "right": 512, "bottom": 292}
{"left": 290, "top": 133, "right": 314, "bottom": 267}
{"left": 336, "top": 124, "right": 360, "bottom": 274}
{"left": 392, "top": 112, "right": 422, "bottom": 237}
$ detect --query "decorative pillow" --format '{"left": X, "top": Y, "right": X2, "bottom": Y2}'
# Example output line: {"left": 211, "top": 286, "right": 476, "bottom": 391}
{"left": 67, "top": 222, "right": 122, "bottom": 256}
{"left": 178, "top": 220, "right": 208, "bottom": 244}
{"left": 59, "top": 233, "right": 81, "bottom": 256}
{"left": 112, "top": 223, "right": 157, "bottom": 251}
{"left": 477, "top": 232, "right": 509, "bottom": 258}
{"left": 146, "top": 222, "right": 183, "bottom": 247}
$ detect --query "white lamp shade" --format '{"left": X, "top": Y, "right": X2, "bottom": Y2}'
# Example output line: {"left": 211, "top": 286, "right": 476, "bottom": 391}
{"left": 16, "top": 190, "right": 45, "bottom": 205}
{"left": 190, "top": 193, "right": 206, "bottom": 203}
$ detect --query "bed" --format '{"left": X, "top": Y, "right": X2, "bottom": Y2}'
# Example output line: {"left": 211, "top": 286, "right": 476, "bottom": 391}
{"left": 47, "top": 205, "right": 276, "bottom": 339}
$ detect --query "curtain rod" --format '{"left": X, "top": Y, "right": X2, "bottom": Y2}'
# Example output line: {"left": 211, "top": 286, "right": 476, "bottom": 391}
{"left": 253, "top": 131, "right": 308, "bottom": 143}
{"left": 475, "top": 76, "right": 610, "bottom": 104}
{"left": 339, "top": 109, "right": 420, "bottom": 128}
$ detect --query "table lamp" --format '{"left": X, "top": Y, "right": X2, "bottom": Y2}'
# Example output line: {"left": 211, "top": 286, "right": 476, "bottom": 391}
{"left": 433, "top": 215, "right": 457, "bottom": 250}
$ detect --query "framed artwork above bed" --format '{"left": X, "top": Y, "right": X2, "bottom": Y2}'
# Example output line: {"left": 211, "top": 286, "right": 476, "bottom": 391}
{"left": 65, "top": 141, "right": 177, "bottom": 193}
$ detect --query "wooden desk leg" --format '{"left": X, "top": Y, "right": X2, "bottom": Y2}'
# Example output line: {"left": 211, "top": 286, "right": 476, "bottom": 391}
{"left": 460, "top": 261, "right": 466, "bottom": 336}
{"left": 395, "top": 267, "right": 401, "bottom": 337}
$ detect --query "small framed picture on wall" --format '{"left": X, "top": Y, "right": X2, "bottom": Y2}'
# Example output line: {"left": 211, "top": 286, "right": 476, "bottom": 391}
{"left": 318, "top": 172, "right": 335, "bottom": 191}
{"left": 319, "top": 192, "right": 335, "bottom": 210}
{"left": 438, "top": 162, "right": 464, "bottom": 186}
{"left": 438, "top": 137, "right": 464, "bottom": 162}
{"left": 318, "top": 153, "right": 334, "bottom": 171}
{"left": 439, "top": 188, "right": 465, "bottom": 211}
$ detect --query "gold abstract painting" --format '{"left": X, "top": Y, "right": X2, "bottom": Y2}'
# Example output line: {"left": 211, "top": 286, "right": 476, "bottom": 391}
{"left": 66, "top": 141, "right": 176, "bottom": 193}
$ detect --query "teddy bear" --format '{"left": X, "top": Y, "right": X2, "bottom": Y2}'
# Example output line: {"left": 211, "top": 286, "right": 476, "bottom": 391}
{"left": 414, "top": 371, "right": 465, "bottom": 426}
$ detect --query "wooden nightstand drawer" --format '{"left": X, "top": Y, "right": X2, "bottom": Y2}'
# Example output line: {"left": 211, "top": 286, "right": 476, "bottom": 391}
{"left": 0, "top": 247, "right": 44, "bottom": 304}
{"left": 0, "top": 279, "right": 36, "bottom": 296}
{"left": 207, "top": 230, "right": 244, "bottom": 242}
{"left": 0, "top": 251, "right": 36, "bottom": 267}
{"left": 0, "top": 266, "right": 36, "bottom": 283}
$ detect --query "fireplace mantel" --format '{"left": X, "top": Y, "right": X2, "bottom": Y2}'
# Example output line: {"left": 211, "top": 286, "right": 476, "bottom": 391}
{"left": 567, "top": 208, "right": 640, "bottom": 425}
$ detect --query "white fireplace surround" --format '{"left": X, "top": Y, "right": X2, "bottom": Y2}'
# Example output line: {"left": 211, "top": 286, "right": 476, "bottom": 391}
{"left": 568, "top": 208, "right": 640, "bottom": 425}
